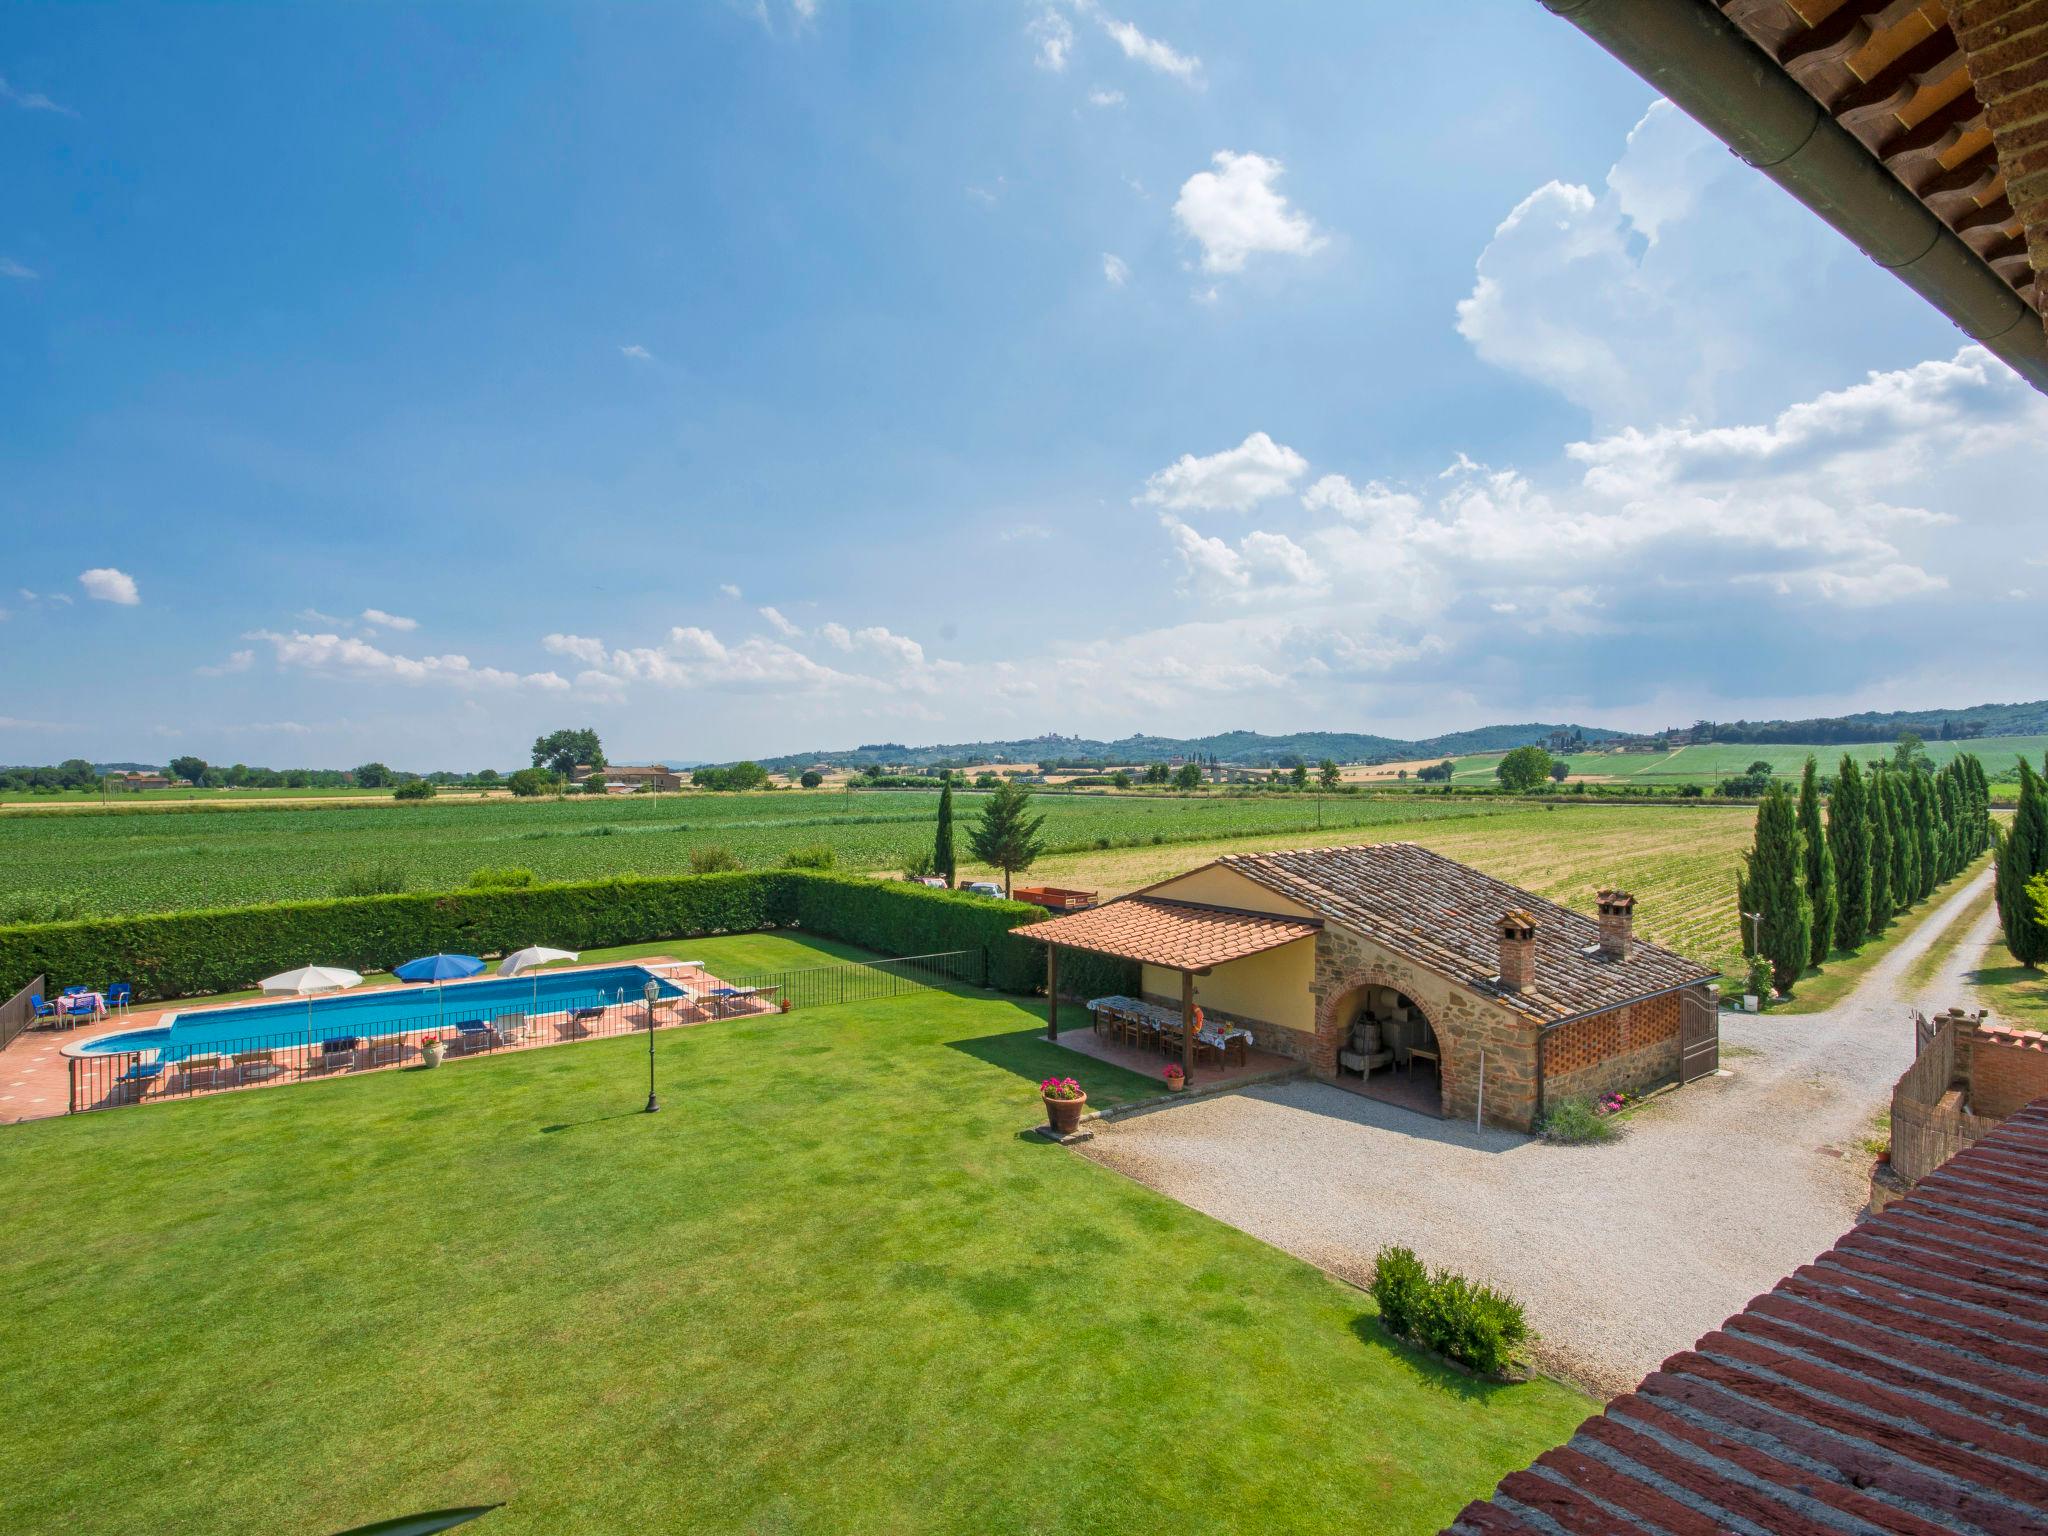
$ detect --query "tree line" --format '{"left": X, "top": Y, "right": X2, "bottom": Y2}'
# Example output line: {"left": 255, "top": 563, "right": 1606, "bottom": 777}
{"left": 1737, "top": 745, "right": 1997, "bottom": 996}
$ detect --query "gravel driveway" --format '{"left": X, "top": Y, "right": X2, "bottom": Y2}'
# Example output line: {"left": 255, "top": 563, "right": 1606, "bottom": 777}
{"left": 1080, "top": 868, "right": 1998, "bottom": 1396}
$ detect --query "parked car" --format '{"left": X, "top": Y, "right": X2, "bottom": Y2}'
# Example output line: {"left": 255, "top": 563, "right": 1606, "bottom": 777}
{"left": 963, "top": 881, "right": 1003, "bottom": 898}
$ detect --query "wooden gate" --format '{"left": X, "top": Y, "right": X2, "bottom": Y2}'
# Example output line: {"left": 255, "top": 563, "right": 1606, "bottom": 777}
{"left": 1678, "top": 985, "right": 1719, "bottom": 1084}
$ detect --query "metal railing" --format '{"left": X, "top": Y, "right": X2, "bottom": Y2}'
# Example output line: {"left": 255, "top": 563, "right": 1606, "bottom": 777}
{"left": 65, "top": 950, "right": 985, "bottom": 1113}
{"left": 0, "top": 975, "right": 46, "bottom": 1053}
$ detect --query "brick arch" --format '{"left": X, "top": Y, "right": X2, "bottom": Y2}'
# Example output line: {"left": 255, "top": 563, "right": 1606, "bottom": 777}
{"left": 1317, "top": 969, "right": 1452, "bottom": 1105}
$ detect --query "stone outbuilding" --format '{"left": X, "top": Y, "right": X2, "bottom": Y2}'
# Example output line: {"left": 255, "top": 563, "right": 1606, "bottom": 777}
{"left": 1022, "top": 842, "right": 1719, "bottom": 1132}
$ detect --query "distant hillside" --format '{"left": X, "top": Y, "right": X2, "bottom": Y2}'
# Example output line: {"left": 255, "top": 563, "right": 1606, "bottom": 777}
{"left": 1686, "top": 699, "right": 2048, "bottom": 745}
{"left": 724, "top": 724, "right": 1623, "bottom": 774}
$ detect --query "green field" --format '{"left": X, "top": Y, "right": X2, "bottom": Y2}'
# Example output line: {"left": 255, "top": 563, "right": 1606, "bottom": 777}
{"left": 0, "top": 790, "right": 1522, "bottom": 922}
{"left": 0, "top": 932, "right": 1590, "bottom": 1534}
{"left": 1436, "top": 734, "right": 2048, "bottom": 789}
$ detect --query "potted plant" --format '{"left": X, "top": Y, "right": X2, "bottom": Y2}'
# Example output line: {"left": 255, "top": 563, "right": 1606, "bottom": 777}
{"left": 1040, "top": 1075, "right": 1088, "bottom": 1135}
{"left": 419, "top": 1033, "right": 444, "bottom": 1068}
{"left": 1163, "top": 1062, "right": 1186, "bottom": 1093}
{"left": 1744, "top": 956, "right": 1771, "bottom": 1013}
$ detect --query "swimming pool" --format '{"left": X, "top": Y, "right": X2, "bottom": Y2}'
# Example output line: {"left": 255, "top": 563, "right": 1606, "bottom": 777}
{"left": 74, "top": 964, "right": 689, "bottom": 1061}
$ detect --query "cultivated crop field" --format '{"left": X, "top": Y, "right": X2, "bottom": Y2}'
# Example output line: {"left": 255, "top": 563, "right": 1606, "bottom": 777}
{"left": 1434, "top": 734, "right": 2045, "bottom": 790}
{"left": 0, "top": 790, "right": 1522, "bottom": 921}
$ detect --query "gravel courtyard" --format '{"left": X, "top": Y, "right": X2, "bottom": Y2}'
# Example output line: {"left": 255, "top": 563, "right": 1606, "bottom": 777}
{"left": 1080, "top": 869, "right": 2000, "bottom": 1395}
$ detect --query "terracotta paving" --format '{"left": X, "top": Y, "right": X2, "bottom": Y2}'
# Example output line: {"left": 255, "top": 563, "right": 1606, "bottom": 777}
{"left": 1048, "top": 1020, "right": 1299, "bottom": 1094}
{"left": 0, "top": 958, "right": 775, "bottom": 1123}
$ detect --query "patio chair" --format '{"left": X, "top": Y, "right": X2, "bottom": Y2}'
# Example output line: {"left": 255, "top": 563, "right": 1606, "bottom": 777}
{"left": 450, "top": 1019, "right": 501, "bottom": 1055}
{"left": 171, "top": 1054, "right": 226, "bottom": 1092}
{"left": 107, "top": 983, "right": 132, "bottom": 1014}
{"left": 27, "top": 993, "right": 57, "bottom": 1025}
{"left": 231, "top": 1048, "right": 283, "bottom": 1084}
{"left": 57, "top": 993, "right": 101, "bottom": 1026}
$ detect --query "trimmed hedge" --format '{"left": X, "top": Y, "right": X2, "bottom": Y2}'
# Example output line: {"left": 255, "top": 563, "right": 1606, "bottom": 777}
{"left": 0, "top": 871, "right": 1138, "bottom": 1006}
{"left": 1370, "top": 1245, "right": 1529, "bottom": 1378}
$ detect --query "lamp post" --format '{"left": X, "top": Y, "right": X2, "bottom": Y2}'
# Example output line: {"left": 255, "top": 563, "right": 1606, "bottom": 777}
{"left": 642, "top": 979, "right": 661, "bottom": 1113}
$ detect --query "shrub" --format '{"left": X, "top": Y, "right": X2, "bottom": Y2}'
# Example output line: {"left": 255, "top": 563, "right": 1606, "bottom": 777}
{"left": 1371, "top": 1246, "right": 1528, "bottom": 1377}
{"left": 0, "top": 868, "right": 1140, "bottom": 1006}
{"left": 688, "top": 845, "right": 745, "bottom": 874}
{"left": 463, "top": 865, "right": 536, "bottom": 890}
{"left": 1746, "top": 955, "right": 1772, "bottom": 1003}
{"left": 1370, "top": 1246, "right": 1430, "bottom": 1338}
{"left": 901, "top": 848, "right": 935, "bottom": 881}
{"left": 392, "top": 780, "right": 435, "bottom": 801}
{"left": 1538, "top": 1096, "right": 1614, "bottom": 1144}
{"left": 332, "top": 862, "right": 408, "bottom": 898}
{"left": 781, "top": 844, "right": 837, "bottom": 871}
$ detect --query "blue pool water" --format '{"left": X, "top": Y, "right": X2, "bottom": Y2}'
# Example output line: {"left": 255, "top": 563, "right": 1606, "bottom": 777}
{"left": 77, "top": 965, "right": 688, "bottom": 1060}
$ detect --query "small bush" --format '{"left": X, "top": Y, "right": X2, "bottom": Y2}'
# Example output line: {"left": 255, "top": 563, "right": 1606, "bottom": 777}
{"left": 781, "top": 844, "right": 837, "bottom": 871}
{"left": 1371, "top": 1246, "right": 1529, "bottom": 1377}
{"left": 1538, "top": 1096, "right": 1615, "bottom": 1145}
{"left": 332, "top": 862, "right": 408, "bottom": 897}
{"left": 392, "top": 780, "right": 435, "bottom": 801}
{"left": 688, "top": 845, "right": 745, "bottom": 874}
{"left": 1746, "top": 955, "right": 1772, "bottom": 1004}
{"left": 901, "top": 848, "right": 935, "bottom": 881}
{"left": 464, "top": 865, "right": 536, "bottom": 890}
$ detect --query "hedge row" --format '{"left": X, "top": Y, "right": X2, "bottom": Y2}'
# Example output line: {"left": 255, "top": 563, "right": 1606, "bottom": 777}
{"left": 0, "top": 871, "right": 1137, "bottom": 1006}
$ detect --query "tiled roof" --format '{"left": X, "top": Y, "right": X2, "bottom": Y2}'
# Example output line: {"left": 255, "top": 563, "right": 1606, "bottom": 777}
{"left": 1017, "top": 896, "right": 1319, "bottom": 971}
{"left": 1216, "top": 843, "right": 1715, "bottom": 1022}
{"left": 1446, "top": 1100, "right": 2048, "bottom": 1536}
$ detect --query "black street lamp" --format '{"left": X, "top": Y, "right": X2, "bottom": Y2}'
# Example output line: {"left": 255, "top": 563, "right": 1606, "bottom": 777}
{"left": 642, "top": 978, "right": 661, "bottom": 1113}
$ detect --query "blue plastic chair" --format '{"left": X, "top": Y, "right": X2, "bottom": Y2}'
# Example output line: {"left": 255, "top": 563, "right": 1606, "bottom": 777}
{"left": 107, "top": 983, "right": 132, "bottom": 1013}
{"left": 28, "top": 993, "right": 56, "bottom": 1021}
{"left": 61, "top": 985, "right": 87, "bottom": 997}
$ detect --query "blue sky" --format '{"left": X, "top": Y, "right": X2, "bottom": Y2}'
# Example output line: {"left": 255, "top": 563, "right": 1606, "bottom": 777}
{"left": 4, "top": 1, "right": 2041, "bottom": 771}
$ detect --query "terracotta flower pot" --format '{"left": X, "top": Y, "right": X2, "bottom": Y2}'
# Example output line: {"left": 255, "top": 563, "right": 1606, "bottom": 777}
{"left": 1043, "top": 1090, "right": 1087, "bottom": 1135}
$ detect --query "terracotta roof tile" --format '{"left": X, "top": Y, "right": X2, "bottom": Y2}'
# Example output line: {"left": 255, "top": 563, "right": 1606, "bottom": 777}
{"left": 1018, "top": 896, "right": 1319, "bottom": 971}
{"left": 1445, "top": 1100, "right": 2048, "bottom": 1536}
{"left": 1216, "top": 842, "right": 1716, "bottom": 1022}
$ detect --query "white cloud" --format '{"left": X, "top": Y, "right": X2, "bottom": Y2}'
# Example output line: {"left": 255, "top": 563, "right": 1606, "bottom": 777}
{"left": 1456, "top": 99, "right": 1858, "bottom": 428}
{"left": 360, "top": 608, "right": 418, "bottom": 632}
{"left": 819, "top": 621, "right": 852, "bottom": 650}
{"left": 619, "top": 344, "right": 653, "bottom": 361}
{"left": 1030, "top": 7, "right": 1074, "bottom": 70}
{"left": 852, "top": 625, "right": 925, "bottom": 667}
{"left": 1102, "top": 252, "right": 1129, "bottom": 287}
{"left": 543, "top": 633, "right": 611, "bottom": 667}
{"left": 1174, "top": 152, "right": 1323, "bottom": 274}
{"left": 79, "top": 567, "right": 139, "bottom": 605}
{"left": 196, "top": 649, "right": 256, "bottom": 677}
{"left": 0, "top": 258, "right": 36, "bottom": 281}
{"left": 251, "top": 629, "right": 565, "bottom": 691}
{"left": 0, "top": 75, "right": 74, "bottom": 115}
{"left": 1078, "top": 1, "right": 1202, "bottom": 85}
{"left": 718, "top": 582, "right": 742, "bottom": 599}
{"left": 759, "top": 605, "right": 803, "bottom": 637}
{"left": 1140, "top": 431, "right": 1307, "bottom": 512}
{"left": 1160, "top": 515, "right": 1321, "bottom": 598}
{"left": 1088, "top": 88, "right": 1125, "bottom": 107}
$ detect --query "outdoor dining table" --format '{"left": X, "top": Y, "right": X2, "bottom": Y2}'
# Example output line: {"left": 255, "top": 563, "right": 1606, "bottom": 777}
{"left": 1086, "top": 995, "right": 1254, "bottom": 1061}
{"left": 57, "top": 991, "right": 108, "bottom": 1024}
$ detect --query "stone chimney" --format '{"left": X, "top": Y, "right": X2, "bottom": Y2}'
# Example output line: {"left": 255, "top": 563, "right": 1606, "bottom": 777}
{"left": 1597, "top": 890, "right": 1635, "bottom": 961}
{"left": 1498, "top": 910, "right": 1537, "bottom": 992}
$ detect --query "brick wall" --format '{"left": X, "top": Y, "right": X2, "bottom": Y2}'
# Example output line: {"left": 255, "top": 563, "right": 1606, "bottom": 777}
{"left": 1952, "top": 1, "right": 2048, "bottom": 313}
{"left": 1969, "top": 1023, "right": 2048, "bottom": 1119}
{"left": 1540, "top": 991, "right": 1682, "bottom": 1114}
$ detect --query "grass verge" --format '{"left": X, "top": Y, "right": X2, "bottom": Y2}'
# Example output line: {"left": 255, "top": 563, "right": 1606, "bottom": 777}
{"left": 0, "top": 932, "right": 1589, "bottom": 1534}
{"left": 1759, "top": 856, "right": 1990, "bottom": 1016}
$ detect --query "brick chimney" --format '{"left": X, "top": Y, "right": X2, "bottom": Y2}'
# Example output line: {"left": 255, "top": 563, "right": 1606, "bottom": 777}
{"left": 1597, "top": 890, "right": 1635, "bottom": 961}
{"left": 1498, "top": 910, "right": 1537, "bottom": 992}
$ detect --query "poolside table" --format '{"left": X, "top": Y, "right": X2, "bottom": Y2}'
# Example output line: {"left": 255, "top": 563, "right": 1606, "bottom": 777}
{"left": 58, "top": 992, "right": 107, "bottom": 1024}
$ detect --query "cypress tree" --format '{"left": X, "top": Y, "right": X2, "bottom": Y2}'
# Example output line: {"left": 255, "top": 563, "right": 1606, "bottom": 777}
{"left": 1909, "top": 771, "right": 1939, "bottom": 901}
{"left": 1964, "top": 754, "right": 1991, "bottom": 857}
{"left": 1867, "top": 765, "right": 1894, "bottom": 936}
{"left": 1889, "top": 767, "right": 1918, "bottom": 910}
{"left": 933, "top": 782, "right": 957, "bottom": 887}
{"left": 1796, "top": 757, "right": 1836, "bottom": 966}
{"left": 1997, "top": 760, "right": 2048, "bottom": 968}
{"left": 1936, "top": 771, "right": 1962, "bottom": 880}
{"left": 1747, "top": 782, "right": 1812, "bottom": 995}
{"left": 1828, "top": 755, "right": 1870, "bottom": 952}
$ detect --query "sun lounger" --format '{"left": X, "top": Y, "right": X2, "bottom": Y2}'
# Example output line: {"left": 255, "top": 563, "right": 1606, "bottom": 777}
{"left": 449, "top": 1019, "right": 501, "bottom": 1055}
{"left": 361, "top": 1038, "right": 406, "bottom": 1068}
{"left": 231, "top": 1048, "right": 283, "bottom": 1084}
{"left": 172, "top": 1054, "right": 225, "bottom": 1091}
{"left": 307, "top": 1036, "right": 361, "bottom": 1073}
{"left": 108, "top": 1060, "right": 164, "bottom": 1104}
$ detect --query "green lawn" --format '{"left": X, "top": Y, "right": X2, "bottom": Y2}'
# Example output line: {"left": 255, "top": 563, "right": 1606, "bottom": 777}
{"left": 0, "top": 933, "right": 1588, "bottom": 1534}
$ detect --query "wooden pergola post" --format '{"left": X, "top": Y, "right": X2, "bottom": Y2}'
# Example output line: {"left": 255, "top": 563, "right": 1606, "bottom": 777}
{"left": 1181, "top": 968, "right": 1195, "bottom": 1087}
{"left": 1046, "top": 944, "right": 1060, "bottom": 1040}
